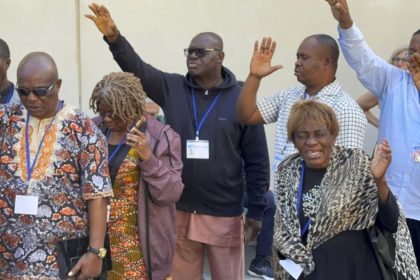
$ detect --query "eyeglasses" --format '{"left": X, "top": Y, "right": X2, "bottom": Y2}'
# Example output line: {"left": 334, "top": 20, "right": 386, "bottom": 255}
{"left": 16, "top": 80, "right": 57, "bottom": 97}
{"left": 183, "top": 48, "right": 221, "bottom": 58}
{"left": 392, "top": 57, "right": 409, "bottom": 64}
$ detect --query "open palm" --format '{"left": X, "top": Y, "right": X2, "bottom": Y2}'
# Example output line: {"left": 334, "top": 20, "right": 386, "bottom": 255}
{"left": 250, "top": 37, "right": 283, "bottom": 78}
{"left": 370, "top": 140, "right": 392, "bottom": 180}
{"left": 86, "top": 3, "right": 118, "bottom": 40}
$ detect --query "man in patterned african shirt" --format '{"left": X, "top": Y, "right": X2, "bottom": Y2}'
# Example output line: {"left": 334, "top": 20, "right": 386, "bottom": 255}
{"left": 0, "top": 52, "right": 113, "bottom": 279}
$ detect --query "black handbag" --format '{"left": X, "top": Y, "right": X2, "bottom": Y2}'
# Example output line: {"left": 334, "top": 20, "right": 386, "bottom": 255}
{"left": 368, "top": 225, "right": 399, "bottom": 280}
{"left": 56, "top": 234, "right": 112, "bottom": 279}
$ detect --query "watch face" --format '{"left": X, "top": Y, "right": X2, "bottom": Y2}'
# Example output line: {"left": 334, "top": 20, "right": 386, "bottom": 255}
{"left": 98, "top": 248, "right": 107, "bottom": 259}
{"left": 88, "top": 246, "right": 107, "bottom": 259}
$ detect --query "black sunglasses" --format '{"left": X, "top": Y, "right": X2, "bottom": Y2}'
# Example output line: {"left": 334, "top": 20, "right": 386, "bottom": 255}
{"left": 16, "top": 80, "right": 57, "bottom": 97}
{"left": 184, "top": 48, "right": 221, "bottom": 58}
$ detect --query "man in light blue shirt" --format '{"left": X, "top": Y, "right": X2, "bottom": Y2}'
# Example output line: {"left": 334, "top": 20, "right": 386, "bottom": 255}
{"left": 325, "top": 0, "right": 420, "bottom": 269}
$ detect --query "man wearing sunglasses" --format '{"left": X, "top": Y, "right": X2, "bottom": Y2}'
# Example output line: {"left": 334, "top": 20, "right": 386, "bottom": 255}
{"left": 86, "top": 3, "right": 270, "bottom": 280}
{"left": 0, "top": 38, "right": 20, "bottom": 104}
{"left": 0, "top": 52, "right": 113, "bottom": 279}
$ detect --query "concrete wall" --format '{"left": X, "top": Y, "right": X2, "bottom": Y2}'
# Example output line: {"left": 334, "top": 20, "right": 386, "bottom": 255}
{"left": 2, "top": 0, "right": 419, "bottom": 185}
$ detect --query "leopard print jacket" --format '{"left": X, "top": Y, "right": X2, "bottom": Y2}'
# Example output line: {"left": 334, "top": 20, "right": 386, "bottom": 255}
{"left": 272, "top": 146, "right": 419, "bottom": 279}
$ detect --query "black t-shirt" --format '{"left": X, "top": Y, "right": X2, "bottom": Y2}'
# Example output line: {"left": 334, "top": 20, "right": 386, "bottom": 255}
{"left": 299, "top": 166, "right": 326, "bottom": 245}
{"left": 295, "top": 167, "right": 383, "bottom": 280}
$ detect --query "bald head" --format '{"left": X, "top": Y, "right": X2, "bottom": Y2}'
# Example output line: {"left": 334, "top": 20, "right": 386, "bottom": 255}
{"left": 304, "top": 34, "right": 339, "bottom": 69}
{"left": 16, "top": 52, "right": 61, "bottom": 119}
{"left": 192, "top": 32, "right": 224, "bottom": 51}
{"left": 17, "top": 52, "right": 58, "bottom": 82}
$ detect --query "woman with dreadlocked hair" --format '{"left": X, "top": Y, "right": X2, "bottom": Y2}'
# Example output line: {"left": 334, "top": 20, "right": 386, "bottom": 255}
{"left": 90, "top": 72, "right": 184, "bottom": 280}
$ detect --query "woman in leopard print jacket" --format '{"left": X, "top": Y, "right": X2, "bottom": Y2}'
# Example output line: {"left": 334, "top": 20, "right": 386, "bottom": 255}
{"left": 273, "top": 100, "right": 419, "bottom": 280}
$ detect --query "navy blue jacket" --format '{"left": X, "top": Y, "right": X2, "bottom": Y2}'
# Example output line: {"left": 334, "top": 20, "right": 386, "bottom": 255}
{"left": 105, "top": 34, "right": 269, "bottom": 219}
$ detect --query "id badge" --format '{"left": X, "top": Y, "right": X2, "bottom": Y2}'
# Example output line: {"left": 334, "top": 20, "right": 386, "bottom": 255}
{"left": 14, "top": 195, "right": 39, "bottom": 215}
{"left": 413, "top": 146, "right": 420, "bottom": 163}
{"left": 279, "top": 259, "right": 303, "bottom": 279}
{"left": 186, "top": 139, "right": 209, "bottom": 159}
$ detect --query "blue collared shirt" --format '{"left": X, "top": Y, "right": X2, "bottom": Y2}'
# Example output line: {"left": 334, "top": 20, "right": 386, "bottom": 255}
{"left": 338, "top": 24, "right": 420, "bottom": 220}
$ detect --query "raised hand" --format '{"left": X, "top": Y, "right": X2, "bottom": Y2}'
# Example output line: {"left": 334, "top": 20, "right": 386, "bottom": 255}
{"left": 370, "top": 139, "right": 392, "bottom": 181}
{"left": 407, "top": 53, "right": 420, "bottom": 90}
{"left": 324, "top": 0, "right": 353, "bottom": 29}
{"left": 249, "top": 37, "right": 283, "bottom": 79}
{"left": 85, "top": 3, "right": 119, "bottom": 42}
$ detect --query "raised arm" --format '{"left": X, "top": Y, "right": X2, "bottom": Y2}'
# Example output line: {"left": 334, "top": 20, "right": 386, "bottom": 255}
{"left": 85, "top": 3, "right": 119, "bottom": 42}
{"left": 236, "top": 37, "right": 283, "bottom": 125}
{"left": 356, "top": 92, "right": 379, "bottom": 128}
{"left": 370, "top": 139, "right": 392, "bottom": 204}
{"left": 86, "top": 3, "right": 168, "bottom": 107}
{"left": 370, "top": 139, "right": 399, "bottom": 232}
{"left": 324, "top": 0, "right": 353, "bottom": 29}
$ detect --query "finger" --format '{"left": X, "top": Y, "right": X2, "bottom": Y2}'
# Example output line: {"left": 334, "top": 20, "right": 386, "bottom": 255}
{"left": 412, "top": 54, "right": 420, "bottom": 65}
{"left": 269, "top": 40, "right": 277, "bottom": 56}
{"left": 89, "top": 3, "right": 100, "bottom": 15}
{"left": 102, "top": 5, "right": 111, "bottom": 17}
{"left": 128, "top": 130, "right": 146, "bottom": 140}
{"left": 126, "top": 134, "right": 139, "bottom": 145}
{"left": 68, "top": 262, "right": 81, "bottom": 278}
{"left": 270, "top": 64, "right": 284, "bottom": 73}
{"left": 87, "top": 4, "right": 95, "bottom": 13}
{"left": 85, "top": 14, "right": 96, "bottom": 22}
{"left": 407, "top": 64, "right": 415, "bottom": 75}
{"left": 97, "top": 6, "right": 106, "bottom": 17}
{"left": 325, "top": 0, "right": 336, "bottom": 6}
{"left": 128, "top": 126, "right": 144, "bottom": 135}
{"left": 265, "top": 37, "right": 272, "bottom": 54}
{"left": 253, "top": 40, "right": 259, "bottom": 54}
{"left": 260, "top": 37, "right": 267, "bottom": 53}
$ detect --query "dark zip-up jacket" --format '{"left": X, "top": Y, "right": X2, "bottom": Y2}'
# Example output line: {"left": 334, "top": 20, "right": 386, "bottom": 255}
{"left": 105, "top": 33, "right": 269, "bottom": 219}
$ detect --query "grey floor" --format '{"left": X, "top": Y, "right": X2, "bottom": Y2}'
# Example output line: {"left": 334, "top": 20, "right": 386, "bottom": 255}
{"left": 203, "top": 245, "right": 262, "bottom": 280}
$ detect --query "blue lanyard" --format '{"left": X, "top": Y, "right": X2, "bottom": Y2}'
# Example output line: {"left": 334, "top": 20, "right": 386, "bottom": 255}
{"left": 191, "top": 89, "right": 221, "bottom": 140}
{"left": 25, "top": 101, "right": 63, "bottom": 181}
{"left": 5, "top": 84, "right": 14, "bottom": 104}
{"left": 106, "top": 131, "right": 126, "bottom": 162}
{"left": 297, "top": 161, "right": 311, "bottom": 237}
{"left": 303, "top": 91, "right": 308, "bottom": 99}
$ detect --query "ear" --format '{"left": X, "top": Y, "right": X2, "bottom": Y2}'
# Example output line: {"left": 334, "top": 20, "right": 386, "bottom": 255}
{"left": 324, "top": 56, "right": 331, "bottom": 67}
{"left": 5, "top": 58, "right": 11, "bottom": 69}
{"left": 218, "top": 51, "right": 225, "bottom": 63}
{"left": 55, "top": 79, "right": 62, "bottom": 91}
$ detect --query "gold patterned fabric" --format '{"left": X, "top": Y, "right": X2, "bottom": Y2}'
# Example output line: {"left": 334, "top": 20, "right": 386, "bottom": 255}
{"left": 107, "top": 149, "right": 148, "bottom": 280}
{"left": 0, "top": 103, "right": 113, "bottom": 279}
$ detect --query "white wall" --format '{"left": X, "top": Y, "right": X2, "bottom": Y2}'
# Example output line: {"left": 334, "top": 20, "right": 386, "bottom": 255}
{"left": 1, "top": 0, "right": 80, "bottom": 104}
{"left": 2, "top": 0, "right": 419, "bottom": 185}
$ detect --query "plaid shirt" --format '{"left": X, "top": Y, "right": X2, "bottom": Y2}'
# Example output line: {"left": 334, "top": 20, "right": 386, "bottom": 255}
{"left": 258, "top": 80, "right": 366, "bottom": 194}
